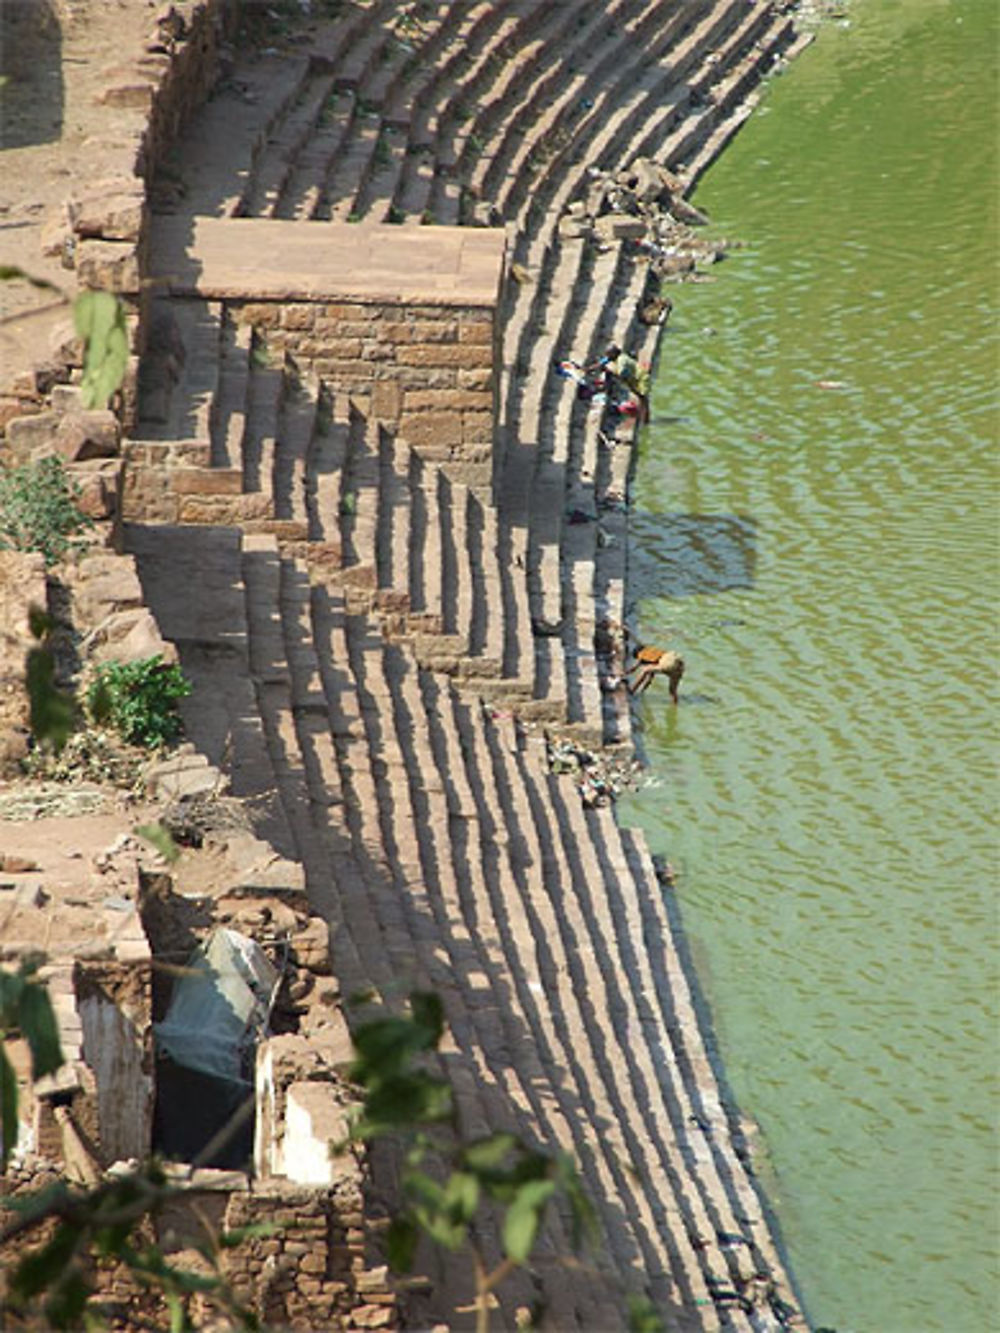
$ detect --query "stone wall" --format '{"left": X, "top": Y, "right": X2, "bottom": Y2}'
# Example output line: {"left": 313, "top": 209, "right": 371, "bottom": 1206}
{"left": 235, "top": 297, "right": 498, "bottom": 472}
{"left": 2, "top": 0, "right": 236, "bottom": 432}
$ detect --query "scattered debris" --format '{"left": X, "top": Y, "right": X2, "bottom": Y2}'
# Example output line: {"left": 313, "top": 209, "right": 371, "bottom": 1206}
{"left": 546, "top": 734, "right": 649, "bottom": 808}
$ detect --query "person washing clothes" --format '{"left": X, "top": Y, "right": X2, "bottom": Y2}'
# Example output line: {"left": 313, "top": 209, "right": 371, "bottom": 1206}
{"left": 593, "top": 344, "right": 651, "bottom": 422}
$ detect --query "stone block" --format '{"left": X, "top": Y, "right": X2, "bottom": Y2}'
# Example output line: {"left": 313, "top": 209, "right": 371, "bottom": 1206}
{"left": 5, "top": 412, "right": 58, "bottom": 462}
{"left": 322, "top": 302, "right": 371, "bottom": 321}
{"left": 313, "top": 319, "right": 373, "bottom": 340}
{"left": 70, "top": 186, "right": 146, "bottom": 242}
{"left": 291, "top": 917, "right": 332, "bottom": 975}
{"left": 402, "top": 389, "right": 484, "bottom": 413}
{"left": 397, "top": 411, "right": 461, "bottom": 448}
{"left": 382, "top": 320, "right": 457, "bottom": 345}
{"left": 594, "top": 214, "right": 648, "bottom": 243}
{"left": 68, "top": 459, "right": 122, "bottom": 521}
{"left": 457, "top": 368, "right": 492, "bottom": 391}
{"left": 457, "top": 317, "right": 494, "bottom": 345}
{"left": 88, "top": 606, "right": 176, "bottom": 665}
{"left": 121, "top": 467, "right": 178, "bottom": 522}
{"left": 96, "top": 81, "right": 155, "bottom": 111}
{"left": 407, "top": 343, "right": 492, "bottom": 369}
{"left": 170, "top": 468, "right": 244, "bottom": 495}
{"left": 370, "top": 381, "right": 402, "bottom": 421}
{"left": 53, "top": 410, "right": 121, "bottom": 462}
{"left": 461, "top": 410, "right": 494, "bottom": 445}
{"left": 281, "top": 305, "right": 317, "bottom": 331}
{"left": 236, "top": 303, "right": 282, "bottom": 330}
{"left": 75, "top": 240, "right": 141, "bottom": 294}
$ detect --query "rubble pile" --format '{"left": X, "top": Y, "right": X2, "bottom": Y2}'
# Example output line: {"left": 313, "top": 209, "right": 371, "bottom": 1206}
{"left": 559, "top": 156, "right": 735, "bottom": 279}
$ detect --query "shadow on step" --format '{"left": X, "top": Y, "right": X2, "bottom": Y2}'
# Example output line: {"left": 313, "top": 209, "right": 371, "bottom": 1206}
{"left": 124, "top": 522, "right": 296, "bottom": 859}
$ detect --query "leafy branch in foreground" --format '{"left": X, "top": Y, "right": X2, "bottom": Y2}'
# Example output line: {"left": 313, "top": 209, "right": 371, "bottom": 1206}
{"left": 347, "top": 992, "right": 595, "bottom": 1332}
{"left": 0, "top": 1159, "right": 268, "bottom": 1331}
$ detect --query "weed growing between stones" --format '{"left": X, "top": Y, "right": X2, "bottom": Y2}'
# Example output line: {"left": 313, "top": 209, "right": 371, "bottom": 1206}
{"left": 87, "top": 656, "right": 191, "bottom": 750}
{"left": 0, "top": 458, "right": 92, "bottom": 568}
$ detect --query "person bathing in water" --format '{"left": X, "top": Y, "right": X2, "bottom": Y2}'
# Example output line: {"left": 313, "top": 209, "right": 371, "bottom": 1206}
{"left": 623, "top": 645, "right": 685, "bottom": 702}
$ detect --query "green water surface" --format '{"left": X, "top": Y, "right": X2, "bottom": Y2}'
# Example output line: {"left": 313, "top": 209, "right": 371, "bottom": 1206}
{"left": 623, "top": 3, "right": 999, "bottom": 1329}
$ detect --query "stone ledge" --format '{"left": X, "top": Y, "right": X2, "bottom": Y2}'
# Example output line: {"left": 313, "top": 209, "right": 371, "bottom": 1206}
{"left": 150, "top": 217, "right": 507, "bottom": 309}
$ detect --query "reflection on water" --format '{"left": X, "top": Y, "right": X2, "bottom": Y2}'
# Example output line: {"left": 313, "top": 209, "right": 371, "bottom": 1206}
{"left": 622, "top": 3, "right": 999, "bottom": 1331}
{"left": 630, "top": 512, "right": 758, "bottom": 596}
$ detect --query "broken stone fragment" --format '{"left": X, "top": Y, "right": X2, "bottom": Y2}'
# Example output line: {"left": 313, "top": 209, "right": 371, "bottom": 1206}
{"left": 75, "top": 240, "right": 141, "bottom": 294}
{"left": 0, "top": 854, "right": 40, "bottom": 873}
{"left": 69, "top": 184, "right": 146, "bottom": 243}
{"left": 54, "top": 410, "right": 121, "bottom": 462}
{"left": 5, "top": 411, "right": 59, "bottom": 462}
{"left": 594, "top": 214, "right": 647, "bottom": 243}
{"left": 67, "top": 460, "right": 121, "bottom": 521}
{"left": 290, "top": 917, "right": 332, "bottom": 975}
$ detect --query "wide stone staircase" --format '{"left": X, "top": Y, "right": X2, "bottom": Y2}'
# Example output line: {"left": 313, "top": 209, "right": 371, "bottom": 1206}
{"left": 126, "top": 2, "right": 810, "bottom": 1328}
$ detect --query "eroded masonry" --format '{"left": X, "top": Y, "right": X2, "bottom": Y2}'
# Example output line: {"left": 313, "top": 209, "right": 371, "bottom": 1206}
{"left": 1, "top": 1, "right": 813, "bottom": 1328}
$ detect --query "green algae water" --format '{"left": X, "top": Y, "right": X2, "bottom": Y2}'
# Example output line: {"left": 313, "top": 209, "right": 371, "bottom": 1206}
{"left": 622, "top": 3, "right": 999, "bottom": 1330}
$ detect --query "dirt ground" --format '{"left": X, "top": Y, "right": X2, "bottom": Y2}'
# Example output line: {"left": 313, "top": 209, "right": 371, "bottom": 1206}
{"left": 0, "top": 0, "right": 153, "bottom": 386}
{"left": 0, "top": 0, "right": 219, "bottom": 945}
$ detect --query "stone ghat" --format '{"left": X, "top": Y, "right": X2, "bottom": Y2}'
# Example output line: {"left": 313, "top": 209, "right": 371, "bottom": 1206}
{"left": 3, "top": 1, "right": 816, "bottom": 1329}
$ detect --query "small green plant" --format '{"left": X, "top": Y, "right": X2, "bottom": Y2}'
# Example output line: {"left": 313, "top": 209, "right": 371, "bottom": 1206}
{"left": 0, "top": 456, "right": 93, "bottom": 567}
{"left": 347, "top": 993, "right": 594, "bottom": 1331}
{"left": 374, "top": 132, "right": 392, "bottom": 168}
{"left": 88, "top": 656, "right": 191, "bottom": 749}
{"left": 386, "top": 204, "right": 405, "bottom": 224}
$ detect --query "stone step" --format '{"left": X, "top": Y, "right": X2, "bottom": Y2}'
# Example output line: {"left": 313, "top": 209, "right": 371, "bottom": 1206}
{"left": 338, "top": 407, "right": 379, "bottom": 591}
{"left": 273, "top": 372, "right": 319, "bottom": 527}
{"left": 466, "top": 704, "right": 705, "bottom": 1315}
{"left": 374, "top": 425, "right": 412, "bottom": 612}
{"left": 135, "top": 297, "right": 222, "bottom": 444}
{"left": 123, "top": 523, "right": 295, "bottom": 856}
{"left": 504, "top": 721, "right": 745, "bottom": 1318}
{"left": 241, "top": 339, "right": 284, "bottom": 498}
{"left": 665, "top": 11, "right": 797, "bottom": 179}
{"left": 470, "top": 0, "right": 648, "bottom": 206}
{"left": 285, "top": 91, "right": 360, "bottom": 221}
{"left": 169, "top": 53, "right": 313, "bottom": 219}
{"left": 327, "top": 121, "right": 383, "bottom": 222}
{"left": 632, "top": 3, "right": 783, "bottom": 176}
{"left": 383, "top": 0, "right": 497, "bottom": 133}
{"left": 210, "top": 310, "right": 252, "bottom": 470}
{"left": 500, "top": 0, "right": 754, "bottom": 241}
{"left": 304, "top": 392, "right": 350, "bottom": 557}
{"left": 245, "top": 62, "right": 341, "bottom": 218}
{"left": 416, "top": 671, "right": 626, "bottom": 1326}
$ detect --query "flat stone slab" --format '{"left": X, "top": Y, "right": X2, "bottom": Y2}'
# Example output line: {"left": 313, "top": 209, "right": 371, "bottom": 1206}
{"left": 150, "top": 216, "right": 507, "bottom": 308}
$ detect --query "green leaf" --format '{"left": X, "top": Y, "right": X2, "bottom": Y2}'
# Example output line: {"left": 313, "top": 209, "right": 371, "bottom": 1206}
{"left": 1, "top": 1046, "right": 19, "bottom": 1173}
{"left": 167, "top": 1291, "right": 188, "bottom": 1333}
{"left": 134, "top": 822, "right": 181, "bottom": 864}
{"left": 443, "top": 1170, "right": 480, "bottom": 1224}
{"left": 554, "top": 1151, "right": 596, "bottom": 1250}
{"left": 45, "top": 1267, "right": 90, "bottom": 1330}
{"left": 11, "top": 1221, "right": 80, "bottom": 1299}
{"left": 503, "top": 1179, "right": 556, "bottom": 1264}
{"left": 462, "top": 1132, "right": 518, "bottom": 1174}
{"left": 18, "top": 980, "right": 64, "bottom": 1079}
{"left": 409, "top": 990, "right": 444, "bottom": 1043}
{"left": 75, "top": 291, "right": 128, "bottom": 410}
{"left": 353, "top": 1071, "right": 452, "bottom": 1138}
{"left": 386, "top": 1215, "right": 418, "bottom": 1272}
